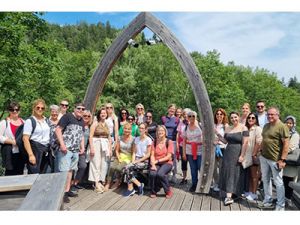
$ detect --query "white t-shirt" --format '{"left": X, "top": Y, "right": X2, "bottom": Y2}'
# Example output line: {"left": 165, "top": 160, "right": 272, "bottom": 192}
{"left": 134, "top": 136, "right": 152, "bottom": 159}
{"left": 23, "top": 116, "right": 50, "bottom": 146}
{"left": 183, "top": 125, "right": 202, "bottom": 155}
{"left": 258, "top": 112, "right": 268, "bottom": 129}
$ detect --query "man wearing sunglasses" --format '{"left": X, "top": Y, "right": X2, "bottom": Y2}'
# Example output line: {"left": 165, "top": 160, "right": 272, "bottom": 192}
{"left": 255, "top": 100, "right": 268, "bottom": 129}
{"left": 55, "top": 102, "right": 85, "bottom": 203}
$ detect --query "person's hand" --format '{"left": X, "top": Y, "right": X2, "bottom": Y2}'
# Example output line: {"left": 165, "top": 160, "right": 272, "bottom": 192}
{"left": 90, "top": 149, "right": 95, "bottom": 158}
{"left": 238, "top": 155, "right": 244, "bottom": 163}
{"left": 277, "top": 160, "right": 286, "bottom": 169}
{"left": 79, "top": 147, "right": 85, "bottom": 155}
{"left": 29, "top": 154, "right": 36, "bottom": 165}
{"left": 60, "top": 144, "right": 67, "bottom": 154}
{"left": 182, "top": 153, "right": 187, "bottom": 161}
{"left": 150, "top": 165, "right": 157, "bottom": 171}
{"left": 11, "top": 139, "right": 16, "bottom": 146}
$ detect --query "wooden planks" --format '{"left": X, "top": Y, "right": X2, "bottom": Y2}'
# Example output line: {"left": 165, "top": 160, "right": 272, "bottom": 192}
{"left": 18, "top": 172, "right": 67, "bottom": 211}
{"left": 0, "top": 174, "right": 38, "bottom": 192}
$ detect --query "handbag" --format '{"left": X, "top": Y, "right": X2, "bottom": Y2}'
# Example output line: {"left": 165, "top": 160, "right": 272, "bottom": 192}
{"left": 286, "top": 148, "right": 300, "bottom": 166}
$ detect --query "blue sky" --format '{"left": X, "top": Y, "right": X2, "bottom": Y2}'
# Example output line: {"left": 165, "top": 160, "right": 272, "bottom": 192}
{"left": 41, "top": 12, "right": 300, "bottom": 83}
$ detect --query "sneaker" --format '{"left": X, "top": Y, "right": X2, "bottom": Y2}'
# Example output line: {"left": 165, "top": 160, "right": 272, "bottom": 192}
{"left": 251, "top": 193, "right": 258, "bottom": 200}
{"left": 189, "top": 185, "right": 196, "bottom": 192}
{"left": 246, "top": 194, "right": 255, "bottom": 201}
{"left": 74, "top": 184, "right": 84, "bottom": 189}
{"left": 63, "top": 193, "right": 70, "bottom": 203}
{"left": 275, "top": 206, "right": 285, "bottom": 211}
{"left": 180, "top": 179, "right": 187, "bottom": 185}
{"left": 258, "top": 200, "right": 274, "bottom": 209}
{"left": 138, "top": 183, "right": 144, "bottom": 195}
{"left": 123, "top": 189, "right": 135, "bottom": 197}
{"left": 70, "top": 185, "right": 79, "bottom": 193}
{"left": 170, "top": 175, "right": 177, "bottom": 184}
{"left": 224, "top": 197, "right": 234, "bottom": 206}
{"left": 67, "top": 191, "right": 78, "bottom": 197}
{"left": 166, "top": 189, "right": 173, "bottom": 199}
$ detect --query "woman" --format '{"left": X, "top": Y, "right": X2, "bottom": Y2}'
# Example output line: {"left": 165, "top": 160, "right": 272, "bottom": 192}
{"left": 176, "top": 108, "right": 191, "bottom": 184}
{"left": 244, "top": 112, "right": 262, "bottom": 201}
{"left": 175, "top": 107, "right": 183, "bottom": 120}
{"left": 23, "top": 99, "right": 51, "bottom": 174}
{"left": 48, "top": 104, "right": 60, "bottom": 172}
{"left": 283, "top": 115, "right": 300, "bottom": 207}
{"left": 105, "top": 122, "right": 134, "bottom": 191}
{"left": 123, "top": 123, "right": 152, "bottom": 197}
{"left": 145, "top": 110, "right": 157, "bottom": 141}
{"left": 149, "top": 125, "right": 174, "bottom": 198}
{"left": 240, "top": 103, "right": 251, "bottom": 125}
{"left": 88, "top": 107, "right": 112, "bottom": 193}
{"left": 217, "top": 111, "right": 249, "bottom": 205}
{"left": 212, "top": 108, "right": 229, "bottom": 192}
{"left": 118, "top": 107, "right": 129, "bottom": 128}
{"left": 0, "top": 101, "right": 25, "bottom": 175}
{"left": 73, "top": 109, "right": 93, "bottom": 189}
{"left": 161, "top": 103, "right": 179, "bottom": 183}
{"left": 135, "top": 103, "right": 146, "bottom": 125}
{"left": 182, "top": 111, "right": 203, "bottom": 192}
{"left": 105, "top": 102, "right": 119, "bottom": 149}
{"left": 120, "top": 115, "right": 139, "bottom": 137}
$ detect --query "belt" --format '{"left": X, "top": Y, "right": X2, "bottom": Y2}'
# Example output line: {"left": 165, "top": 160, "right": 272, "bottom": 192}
{"left": 94, "top": 135, "right": 109, "bottom": 138}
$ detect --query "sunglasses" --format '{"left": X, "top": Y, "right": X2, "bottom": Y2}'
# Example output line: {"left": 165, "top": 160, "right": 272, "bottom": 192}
{"left": 256, "top": 105, "right": 264, "bottom": 108}
{"left": 188, "top": 115, "right": 195, "bottom": 118}
{"left": 60, "top": 103, "right": 69, "bottom": 107}
{"left": 76, "top": 107, "right": 85, "bottom": 111}
{"left": 248, "top": 116, "right": 256, "bottom": 120}
{"left": 146, "top": 116, "right": 152, "bottom": 118}
{"left": 83, "top": 115, "right": 91, "bottom": 118}
{"left": 121, "top": 112, "right": 127, "bottom": 115}
{"left": 36, "top": 106, "right": 45, "bottom": 111}
{"left": 106, "top": 106, "right": 113, "bottom": 109}
{"left": 9, "top": 108, "right": 19, "bottom": 112}
{"left": 128, "top": 118, "right": 133, "bottom": 121}
{"left": 137, "top": 108, "right": 143, "bottom": 110}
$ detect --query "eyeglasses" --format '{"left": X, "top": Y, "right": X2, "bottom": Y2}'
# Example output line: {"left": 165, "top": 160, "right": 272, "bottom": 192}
{"left": 76, "top": 107, "right": 85, "bottom": 111}
{"left": 106, "top": 106, "right": 113, "bottom": 109}
{"left": 188, "top": 115, "right": 195, "bottom": 118}
{"left": 9, "top": 108, "right": 19, "bottom": 112}
{"left": 83, "top": 115, "right": 91, "bottom": 118}
{"left": 128, "top": 118, "right": 133, "bottom": 121}
{"left": 60, "top": 103, "right": 69, "bottom": 107}
{"left": 248, "top": 116, "right": 256, "bottom": 120}
{"left": 137, "top": 108, "right": 143, "bottom": 110}
{"left": 121, "top": 112, "right": 127, "bottom": 115}
{"left": 267, "top": 113, "right": 277, "bottom": 116}
{"left": 36, "top": 106, "right": 45, "bottom": 111}
{"left": 146, "top": 116, "right": 152, "bottom": 118}
{"left": 256, "top": 105, "right": 264, "bottom": 108}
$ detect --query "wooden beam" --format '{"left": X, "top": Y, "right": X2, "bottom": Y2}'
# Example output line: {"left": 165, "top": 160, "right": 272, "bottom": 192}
{"left": 0, "top": 174, "right": 38, "bottom": 192}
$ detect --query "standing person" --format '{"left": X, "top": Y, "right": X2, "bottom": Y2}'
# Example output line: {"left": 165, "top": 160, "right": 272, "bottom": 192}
{"left": 55, "top": 102, "right": 85, "bottom": 203}
{"left": 145, "top": 110, "right": 157, "bottom": 141}
{"left": 175, "top": 107, "right": 182, "bottom": 120}
{"left": 255, "top": 100, "right": 268, "bottom": 129}
{"left": 135, "top": 103, "right": 146, "bottom": 125}
{"left": 161, "top": 103, "right": 180, "bottom": 183}
{"left": 149, "top": 125, "right": 174, "bottom": 198}
{"left": 72, "top": 109, "right": 93, "bottom": 190}
{"left": 88, "top": 107, "right": 112, "bottom": 193}
{"left": 244, "top": 112, "right": 262, "bottom": 201}
{"left": 123, "top": 123, "right": 151, "bottom": 197}
{"left": 258, "top": 107, "right": 289, "bottom": 211}
{"left": 217, "top": 111, "right": 249, "bottom": 205}
{"left": 105, "top": 103, "right": 119, "bottom": 158}
{"left": 182, "top": 111, "right": 203, "bottom": 192}
{"left": 23, "top": 99, "right": 51, "bottom": 174}
{"left": 58, "top": 99, "right": 69, "bottom": 120}
{"left": 282, "top": 115, "right": 300, "bottom": 208}
{"left": 0, "top": 101, "right": 25, "bottom": 176}
{"left": 118, "top": 107, "right": 129, "bottom": 128}
{"left": 176, "top": 108, "right": 191, "bottom": 184}
{"left": 212, "top": 108, "right": 229, "bottom": 192}
{"left": 240, "top": 103, "right": 251, "bottom": 125}
{"left": 48, "top": 104, "right": 60, "bottom": 172}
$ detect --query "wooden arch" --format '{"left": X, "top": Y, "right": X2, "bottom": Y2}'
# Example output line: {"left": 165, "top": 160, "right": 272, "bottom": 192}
{"left": 83, "top": 12, "right": 215, "bottom": 193}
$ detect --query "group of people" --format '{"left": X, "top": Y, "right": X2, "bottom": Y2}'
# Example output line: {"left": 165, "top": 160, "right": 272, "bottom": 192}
{"left": 0, "top": 99, "right": 299, "bottom": 210}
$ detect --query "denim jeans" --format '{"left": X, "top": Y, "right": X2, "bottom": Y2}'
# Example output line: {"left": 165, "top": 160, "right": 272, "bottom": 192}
{"left": 149, "top": 163, "right": 172, "bottom": 193}
{"left": 259, "top": 155, "right": 285, "bottom": 208}
{"left": 187, "top": 154, "right": 202, "bottom": 187}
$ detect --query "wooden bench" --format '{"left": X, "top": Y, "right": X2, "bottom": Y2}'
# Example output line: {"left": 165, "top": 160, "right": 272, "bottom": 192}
{"left": 0, "top": 174, "right": 39, "bottom": 192}
{"left": 289, "top": 181, "right": 300, "bottom": 208}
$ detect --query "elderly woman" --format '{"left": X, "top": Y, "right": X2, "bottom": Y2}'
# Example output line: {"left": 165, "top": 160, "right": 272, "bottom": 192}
{"left": 283, "top": 115, "right": 300, "bottom": 207}
{"left": 0, "top": 101, "right": 25, "bottom": 175}
{"left": 182, "top": 110, "right": 203, "bottom": 192}
{"left": 48, "top": 104, "right": 60, "bottom": 172}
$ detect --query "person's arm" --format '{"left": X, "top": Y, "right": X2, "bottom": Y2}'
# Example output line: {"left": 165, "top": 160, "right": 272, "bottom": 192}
{"left": 156, "top": 140, "right": 173, "bottom": 163}
{"left": 278, "top": 137, "right": 290, "bottom": 169}
{"left": 150, "top": 145, "right": 157, "bottom": 170}
{"left": 288, "top": 132, "right": 300, "bottom": 153}
{"left": 88, "top": 122, "right": 97, "bottom": 158}
{"left": 115, "top": 140, "right": 121, "bottom": 162}
{"left": 0, "top": 121, "right": 16, "bottom": 145}
{"left": 131, "top": 143, "right": 136, "bottom": 163}
{"left": 239, "top": 127, "right": 249, "bottom": 163}
{"left": 79, "top": 136, "right": 85, "bottom": 155}
{"left": 55, "top": 125, "right": 67, "bottom": 154}
{"left": 114, "top": 116, "right": 119, "bottom": 142}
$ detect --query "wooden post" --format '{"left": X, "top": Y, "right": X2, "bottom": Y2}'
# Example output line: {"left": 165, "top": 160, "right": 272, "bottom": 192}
{"left": 83, "top": 12, "right": 215, "bottom": 193}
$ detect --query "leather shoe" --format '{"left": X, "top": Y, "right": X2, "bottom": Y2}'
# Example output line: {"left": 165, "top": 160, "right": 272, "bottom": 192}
{"left": 67, "top": 191, "right": 78, "bottom": 197}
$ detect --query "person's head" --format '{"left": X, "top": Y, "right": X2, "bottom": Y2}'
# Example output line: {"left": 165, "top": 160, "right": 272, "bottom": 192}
{"left": 127, "top": 115, "right": 135, "bottom": 124}
{"left": 135, "top": 103, "right": 145, "bottom": 116}
{"left": 138, "top": 122, "right": 148, "bottom": 136}
{"left": 245, "top": 112, "right": 259, "bottom": 129}
{"left": 187, "top": 111, "right": 197, "bottom": 124}
{"left": 49, "top": 104, "right": 59, "bottom": 120}
{"left": 284, "top": 115, "right": 296, "bottom": 132}
{"left": 105, "top": 103, "right": 114, "bottom": 116}
{"left": 267, "top": 107, "right": 280, "bottom": 124}
{"left": 59, "top": 99, "right": 69, "bottom": 114}
{"left": 7, "top": 101, "right": 21, "bottom": 118}
{"left": 156, "top": 125, "right": 168, "bottom": 140}
{"left": 74, "top": 102, "right": 85, "bottom": 118}
{"left": 214, "top": 108, "right": 228, "bottom": 125}
{"left": 256, "top": 100, "right": 266, "bottom": 114}
{"left": 175, "top": 107, "right": 182, "bottom": 118}
{"left": 241, "top": 103, "right": 251, "bottom": 116}
{"left": 229, "top": 111, "right": 240, "bottom": 126}
{"left": 167, "top": 104, "right": 176, "bottom": 116}
{"left": 146, "top": 110, "right": 153, "bottom": 123}
{"left": 96, "top": 107, "right": 107, "bottom": 121}
{"left": 82, "top": 110, "right": 93, "bottom": 126}
{"left": 32, "top": 99, "right": 46, "bottom": 117}
{"left": 123, "top": 122, "right": 132, "bottom": 136}
{"left": 182, "top": 108, "right": 191, "bottom": 121}
{"left": 119, "top": 108, "right": 129, "bottom": 121}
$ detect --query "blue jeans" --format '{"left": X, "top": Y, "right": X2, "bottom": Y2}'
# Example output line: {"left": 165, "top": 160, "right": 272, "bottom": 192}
{"left": 149, "top": 163, "right": 173, "bottom": 193}
{"left": 259, "top": 155, "right": 285, "bottom": 208}
{"left": 187, "top": 154, "right": 202, "bottom": 187}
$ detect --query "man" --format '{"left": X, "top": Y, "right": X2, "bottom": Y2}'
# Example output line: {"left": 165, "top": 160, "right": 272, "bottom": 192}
{"left": 259, "top": 107, "right": 289, "bottom": 211}
{"left": 55, "top": 102, "right": 85, "bottom": 203}
{"left": 58, "top": 99, "right": 69, "bottom": 120}
{"left": 255, "top": 100, "right": 268, "bottom": 128}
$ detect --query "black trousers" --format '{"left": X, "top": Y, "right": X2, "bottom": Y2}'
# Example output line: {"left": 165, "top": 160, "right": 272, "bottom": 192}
{"left": 27, "top": 141, "right": 49, "bottom": 174}
{"left": 149, "top": 163, "right": 172, "bottom": 194}
{"left": 1, "top": 144, "right": 25, "bottom": 176}
{"left": 283, "top": 176, "right": 294, "bottom": 199}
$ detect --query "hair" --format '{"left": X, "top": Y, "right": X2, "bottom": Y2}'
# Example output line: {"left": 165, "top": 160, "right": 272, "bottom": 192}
{"left": 96, "top": 107, "right": 107, "bottom": 121}
{"left": 83, "top": 109, "right": 93, "bottom": 126}
{"left": 155, "top": 125, "right": 168, "bottom": 139}
{"left": 146, "top": 109, "right": 153, "bottom": 114}
{"left": 50, "top": 104, "right": 60, "bottom": 112}
{"left": 183, "top": 108, "right": 191, "bottom": 115}
{"left": 256, "top": 100, "right": 265, "bottom": 106}
{"left": 75, "top": 102, "right": 85, "bottom": 108}
{"left": 128, "top": 114, "right": 135, "bottom": 120}
{"left": 242, "top": 102, "right": 250, "bottom": 110}
{"left": 245, "top": 112, "right": 259, "bottom": 129}
{"left": 123, "top": 121, "right": 132, "bottom": 131}
{"left": 187, "top": 110, "right": 197, "bottom": 117}
{"left": 214, "top": 108, "right": 228, "bottom": 125}
{"left": 32, "top": 98, "right": 46, "bottom": 114}
{"left": 267, "top": 106, "right": 280, "bottom": 115}
{"left": 7, "top": 101, "right": 21, "bottom": 111}
{"left": 168, "top": 103, "right": 176, "bottom": 109}
{"left": 119, "top": 107, "right": 129, "bottom": 120}
{"left": 229, "top": 111, "right": 240, "bottom": 117}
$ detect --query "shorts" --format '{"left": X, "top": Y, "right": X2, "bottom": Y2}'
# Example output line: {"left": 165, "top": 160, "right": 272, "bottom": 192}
{"left": 57, "top": 150, "right": 79, "bottom": 172}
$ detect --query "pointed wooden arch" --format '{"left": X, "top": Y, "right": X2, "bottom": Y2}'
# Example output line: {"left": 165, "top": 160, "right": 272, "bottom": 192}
{"left": 83, "top": 12, "right": 215, "bottom": 193}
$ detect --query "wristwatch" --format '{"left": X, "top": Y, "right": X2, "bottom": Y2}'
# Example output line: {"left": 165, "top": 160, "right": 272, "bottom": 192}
{"left": 280, "top": 158, "right": 286, "bottom": 163}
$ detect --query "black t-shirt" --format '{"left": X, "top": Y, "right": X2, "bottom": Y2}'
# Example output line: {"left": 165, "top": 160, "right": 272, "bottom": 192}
{"left": 58, "top": 112, "right": 84, "bottom": 152}
{"left": 147, "top": 121, "right": 158, "bottom": 140}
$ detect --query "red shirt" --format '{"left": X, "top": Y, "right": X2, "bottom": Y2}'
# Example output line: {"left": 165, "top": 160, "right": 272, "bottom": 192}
{"left": 152, "top": 139, "right": 173, "bottom": 165}
{"left": 9, "top": 119, "right": 23, "bottom": 137}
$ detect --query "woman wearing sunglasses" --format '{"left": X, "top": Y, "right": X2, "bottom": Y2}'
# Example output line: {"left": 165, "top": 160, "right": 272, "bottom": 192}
{"left": 0, "top": 101, "right": 25, "bottom": 175}
{"left": 135, "top": 103, "right": 146, "bottom": 125}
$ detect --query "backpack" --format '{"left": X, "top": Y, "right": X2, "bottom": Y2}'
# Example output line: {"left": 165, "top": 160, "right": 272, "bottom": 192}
{"left": 15, "top": 117, "right": 36, "bottom": 158}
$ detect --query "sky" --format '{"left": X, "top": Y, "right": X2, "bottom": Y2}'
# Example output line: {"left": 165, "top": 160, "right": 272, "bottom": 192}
{"left": 40, "top": 12, "right": 300, "bottom": 83}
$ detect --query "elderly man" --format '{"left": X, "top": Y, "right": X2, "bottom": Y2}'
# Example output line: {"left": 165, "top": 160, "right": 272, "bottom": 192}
{"left": 259, "top": 107, "right": 289, "bottom": 211}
